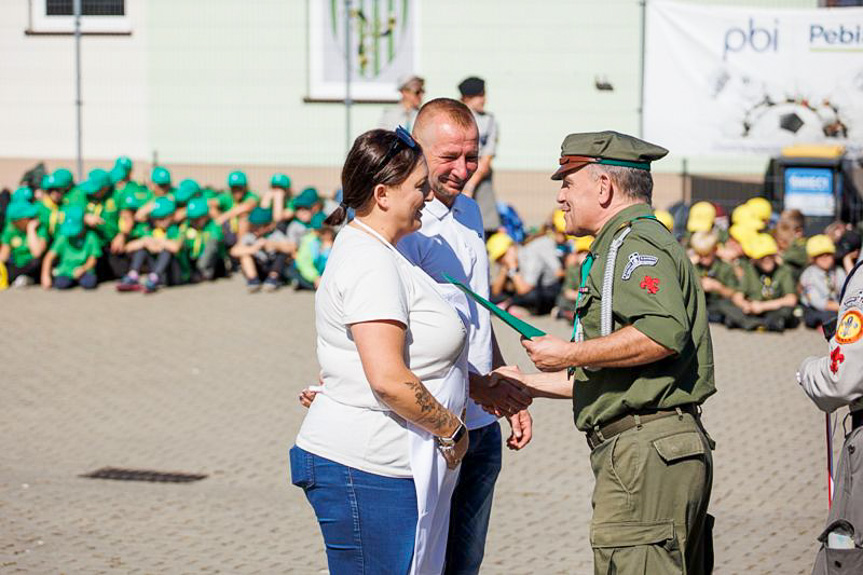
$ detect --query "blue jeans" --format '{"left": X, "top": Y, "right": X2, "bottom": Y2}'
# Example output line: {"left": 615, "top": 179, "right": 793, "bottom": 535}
{"left": 53, "top": 272, "right": 97, "bottom": 290}
{"left": 444, "top": 421, "right": 502, "bottom": 575}
{"left": 289, "top": 445, "right": 418, "bottom": 575}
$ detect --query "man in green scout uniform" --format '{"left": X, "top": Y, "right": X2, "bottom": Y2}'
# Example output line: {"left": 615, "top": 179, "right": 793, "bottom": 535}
{"left": 1, "top": 201, "right": 48, "bottom": 287}
{"left": 116, "top": 197, "right": 188, "bottom": 293}
{"left": 728, "top": 233, "right": 798, "bottom": 332}
{"left": 184, "top": 197, "right": 225, "bottom": 281}
{"left": 494, "top": 131, "right": 716, "bottom": 575}
{"left": 40, "top": 207, "right": 101, "bottom": 290}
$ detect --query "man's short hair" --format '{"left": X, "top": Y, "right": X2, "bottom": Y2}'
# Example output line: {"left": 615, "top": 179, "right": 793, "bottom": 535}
{"left": 587, "top": 164, "right": 654, "bottom": 204}
{"left": 414, "top": 98, "right": 476, "bottom": 134}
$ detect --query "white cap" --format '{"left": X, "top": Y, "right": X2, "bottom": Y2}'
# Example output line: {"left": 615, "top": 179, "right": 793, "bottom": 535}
{"left": 397, "top": 74, "right": 424, "bottom": 90}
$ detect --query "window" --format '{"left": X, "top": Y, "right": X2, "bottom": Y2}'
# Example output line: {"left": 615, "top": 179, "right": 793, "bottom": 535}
{"left": 27, "top": 0, "right": 131, "bottom": 34}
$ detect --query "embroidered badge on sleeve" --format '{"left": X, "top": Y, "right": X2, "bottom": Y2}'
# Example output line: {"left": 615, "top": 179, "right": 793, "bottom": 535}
{"left": 640, "top": 276, "right": 660, "bottom": 294}
{"left": 622, "top": 252, "right": 658, "bottom": 280}
{"left": 830, "top": 346, "right": 845, "bottom": 374}
{"left": 836, "top": 310, "right": 863, "bottom": 344}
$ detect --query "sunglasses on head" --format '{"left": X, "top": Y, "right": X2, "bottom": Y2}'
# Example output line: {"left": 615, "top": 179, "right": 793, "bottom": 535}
{"left": 376, "top": 126, "right": 418, "bottom": 172}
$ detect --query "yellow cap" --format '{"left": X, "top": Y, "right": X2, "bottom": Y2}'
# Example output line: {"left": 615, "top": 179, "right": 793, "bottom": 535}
{"left": 728, "top": 223, "right": 759, "bottom": 246}
{"left": 654, "top": 210, "right": 674, "bottom": 231}
{"left": 0, "top": 260, "right": 7, "bottom": 291}
{"left": 552, "top": 209, "right": 567, "bottom": 234}
{"left": 747, "top": 233, "right": 779, "bottom": 260}
{"left": 745, "top": 197, "right": 773, "bottom": 222}
{"left": 573, "top": 235, "right": 594, "bottom": 253}
{"left": 486, "top": 232, "right": 514, "bottom": 262}
{"left": 806, "top": 234, "right": 836, "bottom": 258}
{"left": 731, "top": 204, "right": 765, "bottom": 230}
{"left": 686, "top": 202, "right": 716, "bottom": 233}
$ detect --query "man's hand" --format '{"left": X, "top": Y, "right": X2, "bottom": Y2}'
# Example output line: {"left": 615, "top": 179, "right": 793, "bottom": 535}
{"left": 470, "top": 369, "right": 532, "bottom": 417}
{"left": 522, "top": 334, "right": 575, "bottom": 372}
{"left": 506, "top": 409, "right": 533, "bottom": 451}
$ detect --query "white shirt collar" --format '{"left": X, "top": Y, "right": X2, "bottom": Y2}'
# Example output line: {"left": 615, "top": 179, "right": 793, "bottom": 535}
{"left": 425, "top": 195, "right": 464, "bottom": 221}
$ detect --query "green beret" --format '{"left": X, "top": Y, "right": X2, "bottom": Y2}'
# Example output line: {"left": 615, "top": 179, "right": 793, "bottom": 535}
{"left": 551, "top": 131, "right": 668, "bottom": 180}
{"left": 186, "top": 197, "right": 209, "bottom": 219}
{"left": 228, "top": 171, "right": 247, "bottom": 188}
{"left": 294, "top": 187, "right": 320, "bottom": 209}
{"left": 52, "top": 168, "right": 74, "bottom": 189}
{"left": 150, "top": 197, "right": 176, "bottom": 219}
{"left": 7, "top": 201, "right": 38, "bottom": 221}
{"left": 270, "top": 173, "right": 291, "bottom": 189}
{"left": 12, "top": 187, "right": 33, "bottom": 204}
{"left": 248, "top": 207, "right": 273, "bottom": 225}
{"left": 151, "top": 166, "right": 171, "bottom": 186}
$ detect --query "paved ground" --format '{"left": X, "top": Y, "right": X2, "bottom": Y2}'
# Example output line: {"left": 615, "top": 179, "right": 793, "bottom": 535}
{"left": 0, "top": 277, "right": 839, "bottom": 574}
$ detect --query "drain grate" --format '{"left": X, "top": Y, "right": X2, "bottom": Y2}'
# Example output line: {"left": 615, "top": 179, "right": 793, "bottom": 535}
{"left": 81, "top": 467, "right": 208, "bottom": 483}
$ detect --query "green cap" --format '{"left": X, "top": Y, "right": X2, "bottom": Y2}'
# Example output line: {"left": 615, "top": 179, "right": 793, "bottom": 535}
{"left": 121, "top": 186, "right": 147, "bottom": 210}
{"left": 115, "top": 156, "right": 133, "bottom": 171}
{"left": 150, "top": 197, "right": 176, "bottom": 219}
{"left": 186, "top": 197, "right": 209, "bottom": 219}
{"left": 310, "top": 212, "right": 327, "bottom": 230}
{"left": 7, "top": 201, "right": 38, "bottom": 221}
{"left": 59, "top": 213, "right": 84, "bottom": 237}
{"left": 41, "top": 174, "right": 55, "bottom": 190}
{"left": 78, "top": 180, "right": 98, "bottom": 197}
{"left": 12, "top": 187, "right": 33, "bottom": 203}
{"left": 53, "top": 168, "right": 74, "bottom": 189}
{"left": 551, "top": 130, "right": 669, "bottom": 180}
{"left": 270, "top": 173, "right": 291, "bottom": 189}
{"left": 248, "top": 207, "right": 273, "bottom": 225}
{"left": 109, "top": 165, "right": 128, "bottom": 185}
{"left": 294, "top": 187, "right": 320, "bottom": 209}
{"left": 88, "top": 168, "right": 112, "bottom": 191}
{"left": 228, "top": 171, "right": 248, "bottom": 188}
{"left": 151, "top": 166, "right": 172, "bottom": 186}
{"left": 175, "top": 179, "right": 201, "bottom": 205}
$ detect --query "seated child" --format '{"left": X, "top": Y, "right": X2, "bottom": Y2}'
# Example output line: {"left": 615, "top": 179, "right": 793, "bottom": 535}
{"left": 729, "top": 233, "right": 799, "bottom": 331}
{"left": 690, "top": 231, "right": 743, "bottom": 325}
{"left": 259, "top": 173, "right": 294, "bottom": 229}
{"left": 40, "top": 207, "right": 101, "bottom": 290}
{"left": 290, "top": 212, "right": 334, "bottom": 290}
{"left": 775, "top": 209, "right": 807, "bottom": 283}
{"left": 554, "top": 235, "right": 593, "bottom": 321}
{"left": 230, "top": 207, "right": 294, "bottom": 293}
{"left": 285, "top": 187, "right": 320, "bottom": 247}
{"left": 488, "top": 231, "right": 562, "bottom": 316}
{"left": 184, "top": 197, "right": 226, "bottom": 281}
{"left": 117, "top": 197, "right": 188, "bottom": 293}
{"left": 0, "top": 200, "right": 48, "bottom": 287}
{"left": 799, "top": 234, "right": 846, "bottom": 329}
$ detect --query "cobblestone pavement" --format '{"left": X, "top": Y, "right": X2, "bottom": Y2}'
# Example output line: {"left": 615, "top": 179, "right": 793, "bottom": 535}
{"left": 0, "top": 278, "right": 837, "bottom": 574}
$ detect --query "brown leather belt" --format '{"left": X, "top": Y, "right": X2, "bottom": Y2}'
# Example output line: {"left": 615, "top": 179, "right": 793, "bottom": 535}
{"left": 586, "top": 404, "right": 699, "bottom": 451}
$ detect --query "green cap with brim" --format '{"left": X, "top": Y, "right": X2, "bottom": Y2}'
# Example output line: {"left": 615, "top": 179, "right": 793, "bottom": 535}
{"left": 248, "top": 207, "right": 273, "bottom": 225}
{"left": 52, "top": 168, "right": 74, "bottom": 189}
{"left": 88, "top": 168, "right": 111, "bottom": 190}
{"left": 59, "top": 216, "right": 84, "bottom": 237}
{"left": 228, "top": 171, "right": 248, "bottom": 188}
{"left": 115, "top": 156, "right": 133, "bottom": 171}
{"left": 175, "top": 179, "right": 200, "bottom": 205}
{"left": 551, "top": 130, "right": 669, "bottom": 180}
{"left": 186, "top": 197, "right": 209, "bottom": 219}
{"left": 293, "top": 187, "right": 320, "bottom": 209}
{"left": 109, "top": 165, "right": 128, "bottom": 185}
{"left": 270, "top": 173, "right": 291, "bottom": 189}
{"left": 150, "top": 197, "right": 176, "bottom": 219}
{"left": 79, "top": 180, "right": 98, "bottom": 197}
{"left": 151, "top": 166, "right": 171, "bottom": 186}
{"left": 41, "top": 174, "right": 55, "bottom": 190}
{"left": 310, "top": 212, "right": 327, "bottom": 230}
{"left": 7, "top": 201, "right": 38, "bottom": 221}
{"left": 12, "top": 187, "right": 33, "bottom": 203}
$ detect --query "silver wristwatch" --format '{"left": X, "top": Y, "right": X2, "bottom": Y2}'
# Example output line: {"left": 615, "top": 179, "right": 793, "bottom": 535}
{"left": 436, "top": 420, "right": 466, "bottom": 451}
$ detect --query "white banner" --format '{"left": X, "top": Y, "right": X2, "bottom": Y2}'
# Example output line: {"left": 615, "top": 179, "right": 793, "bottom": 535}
{"left": 644, "top": 1, "right": 863, "bottom": 155}
{"left": 308, "top": 0, "right": 420, "bottom": 101}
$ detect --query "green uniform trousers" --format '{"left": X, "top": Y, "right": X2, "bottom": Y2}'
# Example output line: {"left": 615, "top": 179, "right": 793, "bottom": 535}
{"left": 589, "top": 412, "right": 714, "bottom": 575}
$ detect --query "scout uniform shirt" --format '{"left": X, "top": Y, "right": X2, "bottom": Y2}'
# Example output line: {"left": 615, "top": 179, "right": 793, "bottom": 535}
{"left": 214, "top": 190, "right": 260, "bottom": 234}
{"left": 49, "top": 231, "right": 102, "bottom": 278}
{"left": 572, "top": 203, "right": 716, "bottom": 432}
{"left": 118, "top": 184, "right": 153, "bottom": 239}
{"left": 145, "top": 223, "right": 191, "bottom": 281}
{"left": 184, "top": 220, "right": 225, "bottom": 261}
{"left": 695, "top": 258, "right": 738, "bottom": 306}
{"left": 737, "top": 261, "right": 795, "bottom": 302}
{"left": 38, "top": 197, "right": 62, "bottom": 238}
{"left": 87, "top": 191, "right": 122, "bottom": 246}
{"left": 1, "top": 222, "right": 47, "bottom": 267}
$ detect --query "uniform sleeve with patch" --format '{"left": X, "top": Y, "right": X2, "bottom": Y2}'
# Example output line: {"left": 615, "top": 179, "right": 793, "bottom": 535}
{"left": 613, "top": 239, "right": 690, "bottom": 354}
{"left": 799, "top": 267, "right": 863, "bottom": 412}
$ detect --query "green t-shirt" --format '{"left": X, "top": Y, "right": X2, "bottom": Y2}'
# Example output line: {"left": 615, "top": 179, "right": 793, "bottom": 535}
{"left": 2, "top": 222, "right": 47, "bottom": 266}
{"left": 118, "top": 185, "right": 154, "bottom": 239}
{"left": 87, "top": 191, "right": 122, "bottom": 244}
{"left": 38, "top": 198, "right": 62, "bottom": 237}
{"left": 571, "top": 204, "right": 716, "bottom": 431}
{"left": 184, "top": 220, "right": 224, "bottom": 259}
{"left": 215, "top": 190, "right": 260, "bottom": 212}
{"left": 695, "top": 258, "right": 737, "bottom": 305}
{"left": 62, "top": 185, "right": 89, "bottom": 207}
{"left": 50, "top": 231, "right": 102, "bottom": 278}
{"left": 781, "top": 239, "right": 808, "bottom": 283}
{"left": 738, "top": 261, "right": 796, "bottom": 302}
{"left": 145, "top": 223, "right": 190, "bottom": 281}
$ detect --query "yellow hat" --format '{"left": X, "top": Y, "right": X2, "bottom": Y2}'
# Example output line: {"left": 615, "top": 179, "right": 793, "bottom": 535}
{"left": 552, "top": 209, "right": 567, "bottom": 234}
{"left": 686, "top": 202, "right": 716, "bottom": 233}
{"left": 0, "top": 261, "right": 7, "bottom": 291}
{"left": 731, "top": 204, "right": 765, "bottom": 230}
{"left": 728, "top": 223, "right": 759, "bottom": 246}
{"left": 806, "top": 234, "right": 836, "bottom": 258}
{"left": 654, "top": 209, "right": 674, "bottom": 231}
{"left": 486, "top": 232, "right": 514, "bottom": 262}
{"left": 573, "top": 235, "right": 594, "bottom": 253}
{"left": 745, "top": 197, "right": 773, "bottom": 222}
{"left": 747, "top": 233, "right": 779, "bottom": 260}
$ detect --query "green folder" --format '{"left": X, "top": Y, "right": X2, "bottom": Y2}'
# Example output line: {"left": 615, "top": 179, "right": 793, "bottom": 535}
{"left": 443, "top": 274, "right": 546, "bottom": 340}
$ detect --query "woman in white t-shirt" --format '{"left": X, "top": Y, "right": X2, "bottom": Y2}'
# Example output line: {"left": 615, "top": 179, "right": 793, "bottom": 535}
{"left": 290, "top": 127, "right": 470, "bottom": 575}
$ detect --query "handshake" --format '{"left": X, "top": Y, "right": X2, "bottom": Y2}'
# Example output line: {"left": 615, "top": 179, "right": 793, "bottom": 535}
{"left": 470, "top": 365, "right": 533, "bottom": 419}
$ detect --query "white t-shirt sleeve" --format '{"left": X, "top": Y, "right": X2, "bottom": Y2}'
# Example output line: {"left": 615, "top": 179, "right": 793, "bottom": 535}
{"left": 340, "top": 246, "right": 410, "bottom": 327}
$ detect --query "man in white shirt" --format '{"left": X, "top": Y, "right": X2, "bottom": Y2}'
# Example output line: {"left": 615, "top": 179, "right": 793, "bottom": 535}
{"left": 398, "top": 98, "right": 533, "bottom": 575}
{"left": 378, "top": 74, "right": 425, "bottom": 132}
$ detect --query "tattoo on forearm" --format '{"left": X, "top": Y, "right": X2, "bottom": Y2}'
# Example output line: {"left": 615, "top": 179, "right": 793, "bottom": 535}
{"left": 403, "top": 380, "right": 455, "bottom": 433}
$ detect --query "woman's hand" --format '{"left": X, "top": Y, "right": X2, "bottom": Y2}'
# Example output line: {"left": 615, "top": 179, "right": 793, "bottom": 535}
{"left": 440, "top": 425, "right": 469, "bottom": 470}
